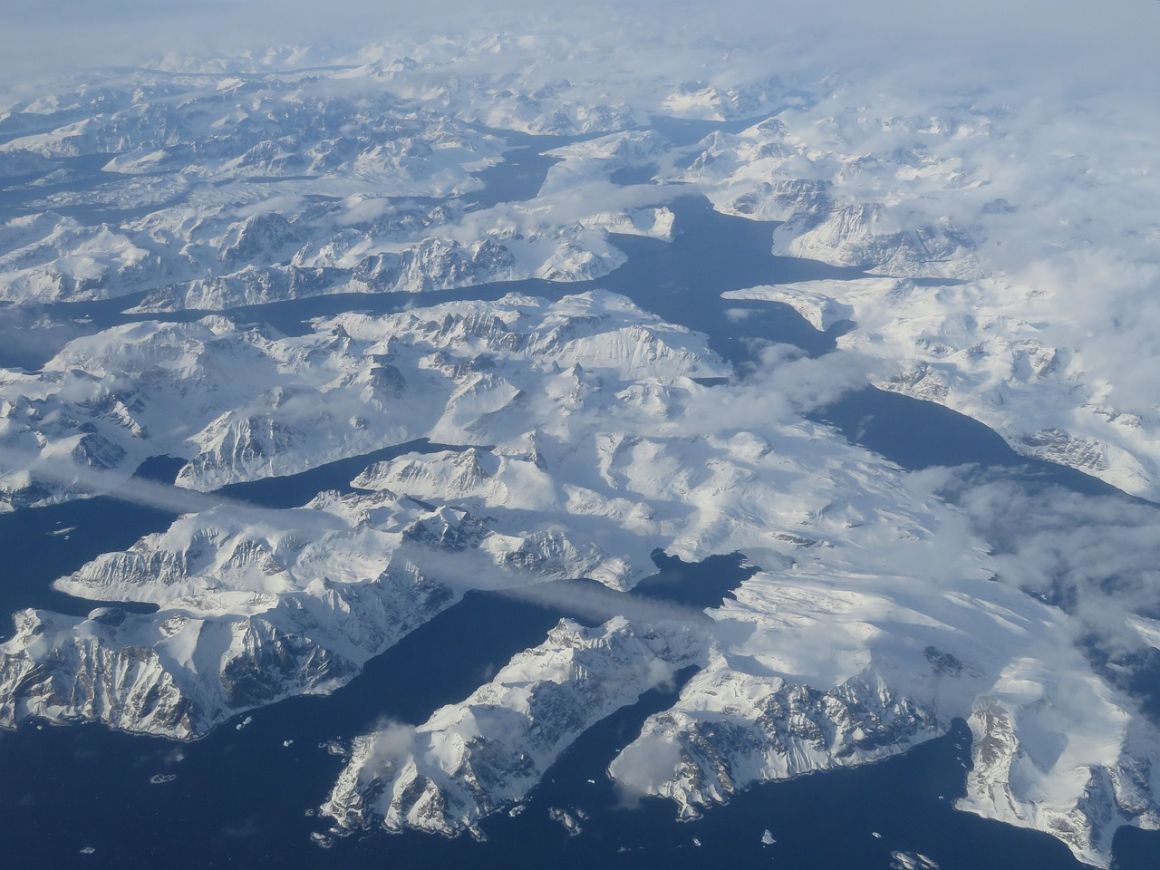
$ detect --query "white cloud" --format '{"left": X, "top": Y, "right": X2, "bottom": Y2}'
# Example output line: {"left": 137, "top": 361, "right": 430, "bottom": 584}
{"left": 942, "top": 467, "right": 1160, "bottom": 659}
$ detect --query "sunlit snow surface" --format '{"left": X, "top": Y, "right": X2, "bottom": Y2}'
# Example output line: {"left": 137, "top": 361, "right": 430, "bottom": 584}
{"left": 1, "top": 21, "right": 1159, "bottom": 870}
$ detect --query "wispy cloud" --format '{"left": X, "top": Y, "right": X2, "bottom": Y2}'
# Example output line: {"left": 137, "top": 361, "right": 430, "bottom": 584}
{"left": 938, "top": 466, "right": 1160, "bottom": 657}
{"left": 397, "top": 542, "right": 723, "bottom": 634}
{"left": 0, "top": 446, "right": 343, "bottom": 532}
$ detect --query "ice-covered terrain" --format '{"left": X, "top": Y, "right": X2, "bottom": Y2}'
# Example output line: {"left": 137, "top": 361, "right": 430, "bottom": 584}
{"left": 8, "top": 291, "right": 1154, "bottom": 863}
{"left": 0, "top": 486, "right": 632, "bottom": 738}
{"left": 319, "top": 352, "right": 1160, "bottom": 867}
{"left": 5, "top": 28, "right": 1156, "bottom": 503}
{"left": 323, "top": 616, "right": 704, "bottom": 837}
{"left": 0, "top": 56, "right": 673, "bottom": 313}
{"left": 0, "top": 289, "right": 729, "bottom": 734}
{"left": 2, "top": 15, "right": 1159, "bottom": 869}
{"left": 0, "top": 290, "right": 725, "bottom": 510}
{"left": 684, "top": 94, "right": 1160, "bottom": 501}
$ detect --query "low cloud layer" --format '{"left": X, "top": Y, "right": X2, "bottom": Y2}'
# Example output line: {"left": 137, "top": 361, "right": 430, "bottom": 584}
{"left": 936, "top": 466, "right": 1160, "bottom": 660}
{"left": 2, "top": 0, "right": 1156, "bottom": 96}
{"left": 0, "top": 445, "right": 344, "bottom": 533}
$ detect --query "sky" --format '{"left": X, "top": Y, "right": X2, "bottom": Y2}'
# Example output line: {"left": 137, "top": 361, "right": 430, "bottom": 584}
{"left": 2, "top": 0, "right": 1158, "bottom": 94}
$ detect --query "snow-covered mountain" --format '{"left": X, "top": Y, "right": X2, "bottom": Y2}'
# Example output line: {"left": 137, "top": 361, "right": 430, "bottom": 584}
{"left": 683, "top": 91, "right": 1160, "bottom": 501}
{"left": 324, "top": 616, "right": 703, "bottom": 837}
{"left": 317, "top": 378, "right": 1160, "bottom": 868}
{"left": 0, "top": 290, "right": 726, "bottom": 509}
{"left": 0, "top": 58, "right": 675, "bottom": 310}
{"left": 0, "top": 484, "right": 631, "bottom": 738}
{"left": 1, "top": 22, "right": 1159, "bottom": 870}
{"left": 4, "top": 285, "right": 1157, "bottom": 864}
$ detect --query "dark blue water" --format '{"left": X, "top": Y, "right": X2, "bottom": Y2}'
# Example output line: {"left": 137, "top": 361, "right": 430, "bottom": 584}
{"left": 817, "top": 387, "right": 1128, "bottom": 499}
{"left": 2, "top": 124, "right": 1158, "bottom": 868}
{"left": 608, "top": 163, "right": 658, "bottom": 186}
{"left": 465, "top": 133, "right": 571, "bottom": 209}
{"left": 0, "top": 154, "right": 118, "bottom": 219}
